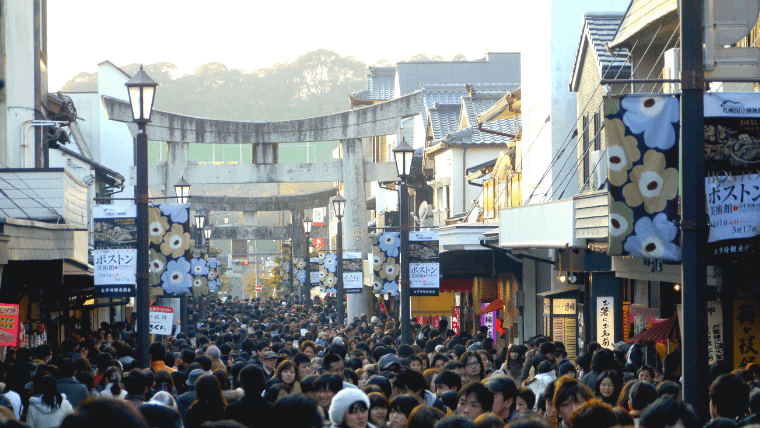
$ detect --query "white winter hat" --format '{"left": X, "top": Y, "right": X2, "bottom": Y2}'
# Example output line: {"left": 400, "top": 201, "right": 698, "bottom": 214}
{"left": 329, "top": 388, "right": 370, "bottom": 426}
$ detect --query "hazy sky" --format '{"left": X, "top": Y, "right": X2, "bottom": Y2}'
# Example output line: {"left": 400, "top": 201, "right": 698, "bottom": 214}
{"left": 47, "top": 0, "right": 525, "bottom": 91}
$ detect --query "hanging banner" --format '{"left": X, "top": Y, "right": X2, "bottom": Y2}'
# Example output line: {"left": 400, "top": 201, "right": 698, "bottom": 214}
{"left": 292, "top": 258, "right": 307, "bottom": 289}
{"left": 622, "top": 302, "right": 631, "bottom": 341}
{"left": 734, "top": 298, "right": 760, "bottom": 368}
{"left": 190, "top": 251, "right": 210, "bottom": 297}
{"left": 206, "top": 258, "right": 221, "bottom": 294}
{"left": 310, "top": 257, "right": 320, "bottom": 285}
{"left": 342, "top": 252, "right": 363, "bottom": 294}
{"left": 372, "top": 232, "right": 400, "bottom": 296}
{"left": 319, "top": 252, "right": 338, "bottom": 294}
{"left": 480, "top": 303, "right": 496, "bottom": 339}
{"left": 0, "top": 305, "right": 19, "bottom": 346}
{"left": 704, "top": 93, "right": 760, "bottom": 263}
{"left": 313, "top": 208, "right": 325, "bottom": 226}
{"left": 148, "top": 204, "right": 192, "bottom": 295}
{"left": 596, "top": 296, "right": 615, "bottom": 349}
{"left": 707, "top": 300, "right": 724, "bottom": 363}
{"left": 604, "top": 95, "right": 681, "bottom": 262}
{"left": 452, "top": 306, "right": 460, "bottom": 335}
{"left": 149, "top": 306, "right": 174, "bottom": 335}
{"left": 93, "top": 205, "right": 137, "bottom": 297}
{"left": 313, "top": 238, "right": 324, "bottom": 250}
{"left": 409, "top": 231, "right": 440, "bottom": 296}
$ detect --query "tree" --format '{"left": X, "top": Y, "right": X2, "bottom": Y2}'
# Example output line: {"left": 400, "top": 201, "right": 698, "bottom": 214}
{"left": 372, "top": 59, "right": 391, "bottom": 67}
{"left": 452, "top": 53, "right": 467, "bottom": 61}
{"left": 410, "top": 54, "right": 431, "bottom": 61}
{"left": 242, "top": 270, "right": 276, "bottom": 299}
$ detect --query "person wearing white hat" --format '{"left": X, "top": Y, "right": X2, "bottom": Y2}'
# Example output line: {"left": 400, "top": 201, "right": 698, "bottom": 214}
{"left": 329, "top": 388, "right": 373, "bottom": 428}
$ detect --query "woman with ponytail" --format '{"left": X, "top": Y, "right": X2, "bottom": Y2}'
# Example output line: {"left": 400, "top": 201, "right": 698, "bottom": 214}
{"left": 27, "top": 375, "right": 74, "bottom": 428}
{"left": 98, "top": 366, "right": 127, "bottom": 400}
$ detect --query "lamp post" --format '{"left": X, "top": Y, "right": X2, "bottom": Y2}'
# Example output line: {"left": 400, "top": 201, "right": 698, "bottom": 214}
{"left": 125, "top": 65, "right": 158, "bottom": 369}
{"left": 393, "top": 138, "right": 415, "bottom": 345}
{"left": 303, "top": 215, "right": 313, "bottom": 305}
{"left": 174, "top": 176, "right": 191, "bottom": 340}
{"left": 194, "top": 211, "right": 206, "bottom": 247}
{"left": 200, "top": 224, "right": 212, "bottom": 320}
{"left": 332, "top": 195, "right": 346, "bottom": 327}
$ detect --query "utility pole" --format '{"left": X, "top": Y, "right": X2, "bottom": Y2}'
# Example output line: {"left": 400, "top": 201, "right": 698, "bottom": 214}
{"left": 679, "top": 0, "right": 709, "bottom": 419}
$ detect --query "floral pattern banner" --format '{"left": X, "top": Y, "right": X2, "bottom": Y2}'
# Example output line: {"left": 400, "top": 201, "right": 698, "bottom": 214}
{"left": 292, "top": 257, "right": 307, "bottom": 289}
{"left": 148, "top": 204, "right": 193, "bottom": 295}
{"left": 604, "top": 95, "right": 681, "bottom": 262}
{"left": 207, "top": 258, "right": 221, "bottom": 294}
{"left": 190, "top": 252, "right": 210, "bottom": 297}
{"left": 318, "top": 252, "right": 338, "bottom": 294}
{"left": 372, "top": 232, "right": 400, "bottom": 296}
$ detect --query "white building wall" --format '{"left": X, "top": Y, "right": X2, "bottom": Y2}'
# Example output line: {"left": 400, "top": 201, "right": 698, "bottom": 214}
{"left": 98, "top": 63, "right": 135, "bottom": 200}
{"left": 65, "top": 93, "right": 101, "bottom": 162}
{"left": 4, "top": 0, "right": 36, "bottom": 168}
{"left": 520, "top": 0, "right": 629, "bottom": 205}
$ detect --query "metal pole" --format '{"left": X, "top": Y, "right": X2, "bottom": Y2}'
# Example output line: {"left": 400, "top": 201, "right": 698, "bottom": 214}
{"left": 337, "top": 217, "right": 344, "bottom": 326}
{"left": 305, "top": 232, "right": 311, "bottom": 305}
{"left": 135, "top": 123, "right": 151, "bottom": 369}
{"left": 680, "top": 0, "right": 709, "bottom": 419}
{"left": 400, "top": 180, "right": 411, "bottom": 345}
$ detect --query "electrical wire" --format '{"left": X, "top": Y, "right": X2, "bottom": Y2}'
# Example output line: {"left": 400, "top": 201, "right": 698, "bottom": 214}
{"left": 526, "top": 32, "right": 640, "bottom": 204}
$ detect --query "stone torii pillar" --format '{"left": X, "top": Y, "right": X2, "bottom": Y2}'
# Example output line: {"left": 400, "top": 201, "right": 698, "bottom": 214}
{"left": 341, "top": 138, "right": 371, "bottom": 321}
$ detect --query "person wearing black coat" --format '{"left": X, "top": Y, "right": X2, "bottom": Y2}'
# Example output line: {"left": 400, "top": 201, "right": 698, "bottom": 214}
{"left": 223, "top": 365, "right": 274, "bottom": 428}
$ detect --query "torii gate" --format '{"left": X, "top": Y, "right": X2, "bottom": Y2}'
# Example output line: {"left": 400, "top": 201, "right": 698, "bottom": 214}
{"left": 102, "top": 92, "right": 423, "bottom": 319}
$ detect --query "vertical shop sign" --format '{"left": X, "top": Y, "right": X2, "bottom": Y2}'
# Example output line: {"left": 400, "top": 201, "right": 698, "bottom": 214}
{"left": 0, "top": 305, "right": 19, "bottom": 346}
{"left": 310, "top": 257, "right": 320, "bottom": 285}
{"left": 707, "top": 300, "right": 724, "bottom": 362}
{"left": 93, "top": 205, "right": 137, "bottom": 297}
{"left": 480, "top": 303, "right": 496, "bottom": 339}
{"left": 597, "top": 297, "right": 614, "bottom": 349}
{"left": 734, "top": 299, "right": 760, "bottom": 368}
{"left": 622, "top": 302, "right": 631, "bottom": 341}
{"left": 409, "top": 231, "right": 439, "bottom": 296}
{"left": 313, "top": 208, "right": 325, "bottom": 226}
{"left": 452, "top": 306, "right": 460, "bottom": 335}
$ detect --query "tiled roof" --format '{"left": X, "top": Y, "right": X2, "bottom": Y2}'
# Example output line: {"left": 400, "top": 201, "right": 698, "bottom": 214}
{"left": 396, "top": 52, "right": 520, "bottom": 97}
{"left": 422, "top": 84, "right": 518, "bottom": 143}
{"left": 351, "top": 66, "right": 396, "bottom": 101}
{"left": 570, "top": 12, "right": 631, "bottom": 92}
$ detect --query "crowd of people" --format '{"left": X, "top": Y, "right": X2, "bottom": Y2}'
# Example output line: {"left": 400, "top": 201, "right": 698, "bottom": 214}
{"left": 0, "top": 295, "right": 756, "bottom": 428}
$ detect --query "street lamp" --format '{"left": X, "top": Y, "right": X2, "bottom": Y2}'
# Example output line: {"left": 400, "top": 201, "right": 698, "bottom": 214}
{"left": 203, "top": 224, "right": 213, "bottom": 250}
{"left": 174, "top": 175, "right": 191, "bottom": 204}
{"left": 332, "top": 194, "right": 346, "bottom": 326}
{"left": 194, "top": 211, "right": 206, "bottom": 246}
{"left": 224, "top": 214, "right": 229, "bottom": 224}
{"left": 125, "top": 65, "right": 158, "bottom": 369}
{"left": 393, "top": 138, "right": 415, "bottom": 345}
{"left": 303, "top": 215, "right": 313, "bottom": 305}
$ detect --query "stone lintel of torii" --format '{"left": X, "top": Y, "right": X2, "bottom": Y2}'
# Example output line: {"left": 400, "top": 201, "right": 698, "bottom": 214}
{"left": 102, "top": 91, "right": 423, "bottom": 321}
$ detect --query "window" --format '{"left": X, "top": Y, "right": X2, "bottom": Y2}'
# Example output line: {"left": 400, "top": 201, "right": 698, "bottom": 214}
{"left": 233, "top": 240, "right": 247, "bottom": 256}
{"left": 582, "top": 116, "right": 590, "bottom": 187}
{"left": 593, "top": 111, "right": 602, "bottom": 151}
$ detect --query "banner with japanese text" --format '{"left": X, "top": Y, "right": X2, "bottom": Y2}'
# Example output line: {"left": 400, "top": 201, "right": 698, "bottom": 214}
{"left": 704, "top": 93, "right": 760, "bottom": 263}
{"left": 93, "top": 205, "right": 137, "bottom": 297}
{"left": 734, "top": 298, "right": 760, "bottom": 368}
{"left": 0, "top": 304, "right": 19, "bottom": 346}
{"left": 342, "top": 252, "right": 363, "bottom": 294}
{"left": 148, "top": 204, "right": 192, "bottom": 295}
{"left": 596, "top": 296, "right": 615, "bottom": 349}
{"left": 409, "top": 231, "right": 440, "bottom": 296}
{"left": 707, "top": 300, "right": 724, "bottom": 363}
{"left": 310, "top": 257, "right": 320, "bottom": 285}
{"left": 149, "top": 306, "right": 174, "bottom": 335}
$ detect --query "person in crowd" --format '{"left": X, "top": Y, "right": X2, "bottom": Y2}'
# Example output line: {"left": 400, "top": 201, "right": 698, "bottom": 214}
{"left": 483, "top": 375, "right": 518, "bottom": 422}
{"left": 637, "top": 365, "right": 655, "bottom": 383}
{"left": 316, "top": 373, "right": 344, "bottom": 415}
{"left": 368, "top": 392, "right": 389, "bottom": 428}
{"left": 27, "top": 375, "right": 74, "bottom": 428}
{"left": 567, "top": 399, "right": 618, "bottom": 428}
{"left": 407, "top": 405, "right": 445, "bottom": 428}
{"left": 638, "top": 396, "right": 700, "bottom": 428}
{"left": 60, "top": 399, "right": 150, "bottom": 428}
{"left": 460, "top": 352, "right": 486, "bottom": 384}
{"left": 579, "top": 349, "right": 616, "bottom": 389}
{"left": 456, "top": 382, "right": 493, "bottom": 420}
{"left": 177, "top": 368, "right": 205, "bottom": 419}
{"left": 392, "top": 369, "right": 448, "bottom": 413}
{"left": 185, "top": 374, "right": 227, "bottom": 428}
{"left": 273, "top": 359, "right": 302, "bottom": 394}
{"left": 55, "top": 359, "right": 89, "bottom": 408}
{"left": 627, "top": 380, "right": 657, "bottom": 425}
{"left": 123, "top": 369, "right": 149, "bottom": 408}
{"left": 501, "top": 345, "right": 524, "bottom": 381}
{"left": 329, "top": 388, "right": 371, "bottom": 428}
{"left": 593, "top": 371, "right": 621, "bottom": 406}
{"left": 274, "top": 394, "right": 324, "bottom": 428}
{"left": 98, "top": 366, "right": 126, "bottom": 400}
{"left": 224, "top": 364, "right": 273, "bottom": 428}
{"left": 552, "top": 377, "right": 594, "bottom": 428}
{"left": 387, "top": 395, "right": 418, "bottom": 428}
{"left": 710, "top": 373, "right": 750, "bottom": 421}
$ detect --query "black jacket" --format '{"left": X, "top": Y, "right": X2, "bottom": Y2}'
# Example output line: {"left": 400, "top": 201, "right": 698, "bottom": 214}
{"left": 223, "top": 393, "right": 274, "bottom": 428}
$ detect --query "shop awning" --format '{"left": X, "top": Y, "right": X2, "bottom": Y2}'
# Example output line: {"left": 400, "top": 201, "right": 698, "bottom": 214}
{"left": 626, "top": 314, "right": 680, "bottom": 342}
{"left": 440, "top": 279, "right": 472, "bottom": 293}
{"left": 477, "top": 299, "right": 505, "bottom": 315}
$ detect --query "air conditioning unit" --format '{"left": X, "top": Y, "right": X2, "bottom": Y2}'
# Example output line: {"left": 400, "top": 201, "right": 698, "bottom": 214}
{"left": 590, "top": 150, "right": 608, "bottom": 190}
